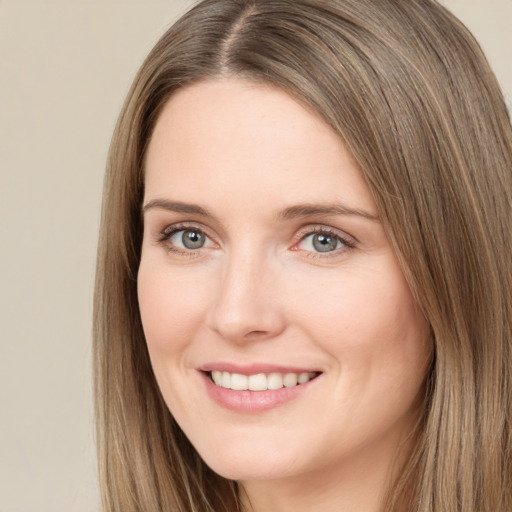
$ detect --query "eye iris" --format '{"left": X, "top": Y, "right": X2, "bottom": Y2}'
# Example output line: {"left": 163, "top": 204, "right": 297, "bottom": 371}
{"left": 312, "top": 233, "right": 338, "bottom": 253}
{"left": 182, "top": 230, "right": 205, "bottom": 249}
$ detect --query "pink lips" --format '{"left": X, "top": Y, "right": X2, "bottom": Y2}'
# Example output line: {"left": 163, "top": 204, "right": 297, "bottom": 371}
{"left": 198, "top": 363, "right": 321, "bottom": 413}
{"left": 201, "top": 362, "right": 319, "bottom": 375}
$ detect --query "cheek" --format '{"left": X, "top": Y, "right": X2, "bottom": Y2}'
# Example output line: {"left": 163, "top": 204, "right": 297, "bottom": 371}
{"left": 137, "top": 263, "right": 210, "bottom": 356}
{"left": 291, "top": 261, "right": 430, "bottom": 373}
{"left": 294, "top": 266, "right": 431, "bottom": 446}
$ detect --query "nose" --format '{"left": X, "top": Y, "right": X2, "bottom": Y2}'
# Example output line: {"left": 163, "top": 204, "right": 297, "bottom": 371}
{"left": 207, "top": 250, "right": 286, "bottom": 343}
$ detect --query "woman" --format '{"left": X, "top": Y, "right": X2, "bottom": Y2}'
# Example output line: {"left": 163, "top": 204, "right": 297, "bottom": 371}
{"left": 93, "top": 1, "right": 512, "bottom": 511}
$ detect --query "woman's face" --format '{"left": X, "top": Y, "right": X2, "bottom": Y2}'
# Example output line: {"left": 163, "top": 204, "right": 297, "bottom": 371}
{"left": 138, "top": 79, "right": 431, "bottom": 488}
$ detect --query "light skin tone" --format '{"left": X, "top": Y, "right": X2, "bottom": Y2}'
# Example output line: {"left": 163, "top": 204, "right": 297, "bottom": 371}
{"left": 138, "top": 78, "right": 432, "bottom": 512}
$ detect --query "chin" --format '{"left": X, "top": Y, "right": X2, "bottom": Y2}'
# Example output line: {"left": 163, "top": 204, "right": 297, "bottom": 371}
{"left": 205, "top": 457, "right": 297, "bottom": 482}
{"left": 194, "top": 436, "right": 304, "bottom": 482}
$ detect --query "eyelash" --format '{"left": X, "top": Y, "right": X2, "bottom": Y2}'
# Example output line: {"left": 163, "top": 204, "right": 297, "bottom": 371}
{"left": 293, "top": 226, "right": 356, "bottom": 260}
{"left": 156, "top": 223, "right": 356, "bottom": 259}
{"left": 157, "top": 223, "right": 213, "bottom": 258}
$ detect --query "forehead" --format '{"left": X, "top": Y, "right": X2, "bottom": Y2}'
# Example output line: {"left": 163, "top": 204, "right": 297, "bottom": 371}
{"left": 144, "top": 78, "right": 376, "bottom": 217}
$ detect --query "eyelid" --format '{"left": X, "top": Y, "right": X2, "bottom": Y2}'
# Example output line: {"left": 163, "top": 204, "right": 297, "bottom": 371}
{"left": 153, "top": 221, "right": 356, "bottom": 258}
{"left": 159, "top": 221, "right": 215, "bottom": 240}
{"left": 156, "top": 222, "right": 219, "bottom": 254}
{"left": 291, "top": 225, "right": 357, "bottom": 255}
{"left": 294, "top": 224, "right": 356, "bottom": 243}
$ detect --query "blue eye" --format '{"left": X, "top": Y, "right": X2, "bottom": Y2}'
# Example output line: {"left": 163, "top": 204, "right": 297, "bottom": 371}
{"left": 171, "top": 229, "right": 207, "bottom": 250}
{"left": 301, "top": 232, "right": 341, "bottom": 253}
{"left": 158, "top": 225, "right": 216, "bottom": 254}
{"left": 296, "top": 229, "right": 355, "bottom": 255}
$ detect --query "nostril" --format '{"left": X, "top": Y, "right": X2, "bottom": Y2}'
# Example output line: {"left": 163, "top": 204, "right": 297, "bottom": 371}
{"left": 245, "top": 330, "right": 267, "bottom": 338}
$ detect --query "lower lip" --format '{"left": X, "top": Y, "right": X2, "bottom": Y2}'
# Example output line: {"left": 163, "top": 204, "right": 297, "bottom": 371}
{"left": 200, "top": 372, "right": 319, "bottom": 413}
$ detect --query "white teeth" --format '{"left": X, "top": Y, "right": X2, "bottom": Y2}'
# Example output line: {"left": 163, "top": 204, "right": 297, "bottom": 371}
{"left": 283, "top": 373, "right": 298, "bottom": 387}
{"left": 267, "top": 372, "right": 283, "bottom": 390}
{"left": 210, "top": 370, "right": 317, "bottom": 391}
{"left": 230, "top": 373, "right": 248, "bottom": 390}
{"left": 221, "top": 371, "right": 231, "bottom": 388}
{"left": 212, "top": 370, "right": 222, "bottom": 385}
{"left": 298, "top": 372, "right": 311, "bottom": 384}
{"left": 248, "top": 373, "right": 267, "bottom": 391}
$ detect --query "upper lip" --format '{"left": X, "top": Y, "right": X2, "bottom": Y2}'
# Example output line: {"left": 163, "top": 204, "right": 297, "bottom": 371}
{"left": 199, "top": 362, "right": 322, "bottom": 375}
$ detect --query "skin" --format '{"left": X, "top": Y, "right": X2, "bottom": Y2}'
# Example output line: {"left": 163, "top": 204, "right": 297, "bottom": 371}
{"left": 138, "top": 78, "right": 432, "bottom": 512}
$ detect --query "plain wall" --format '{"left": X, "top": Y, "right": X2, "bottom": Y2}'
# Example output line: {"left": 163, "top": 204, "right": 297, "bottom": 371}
{"left": 0, "top": 1, "right": 510, "bottom": 511}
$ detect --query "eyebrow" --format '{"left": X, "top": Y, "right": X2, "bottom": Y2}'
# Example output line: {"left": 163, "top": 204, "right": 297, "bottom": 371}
{"left": 142, "top": 199, "right": 212, "bottom": 217}
{"left": 276, "top": 203, "right": 380, "bottom": 222}
{"left": 142, "top": 199, "right": 379, "bottom": 222}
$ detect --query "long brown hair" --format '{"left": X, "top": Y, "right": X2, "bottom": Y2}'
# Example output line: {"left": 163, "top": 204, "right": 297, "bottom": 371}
{"left": 94, "top": 1, "right": 512, "bottom": 510}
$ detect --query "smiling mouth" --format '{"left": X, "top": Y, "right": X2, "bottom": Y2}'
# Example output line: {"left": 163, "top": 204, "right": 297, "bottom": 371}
{"left": 209, "top": 370, "right": 320, "bottom": 391}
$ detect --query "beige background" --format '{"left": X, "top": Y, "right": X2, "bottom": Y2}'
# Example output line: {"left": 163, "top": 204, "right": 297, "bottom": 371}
{"left": 0, "top": 1, "right": 510, "bottom": 511}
